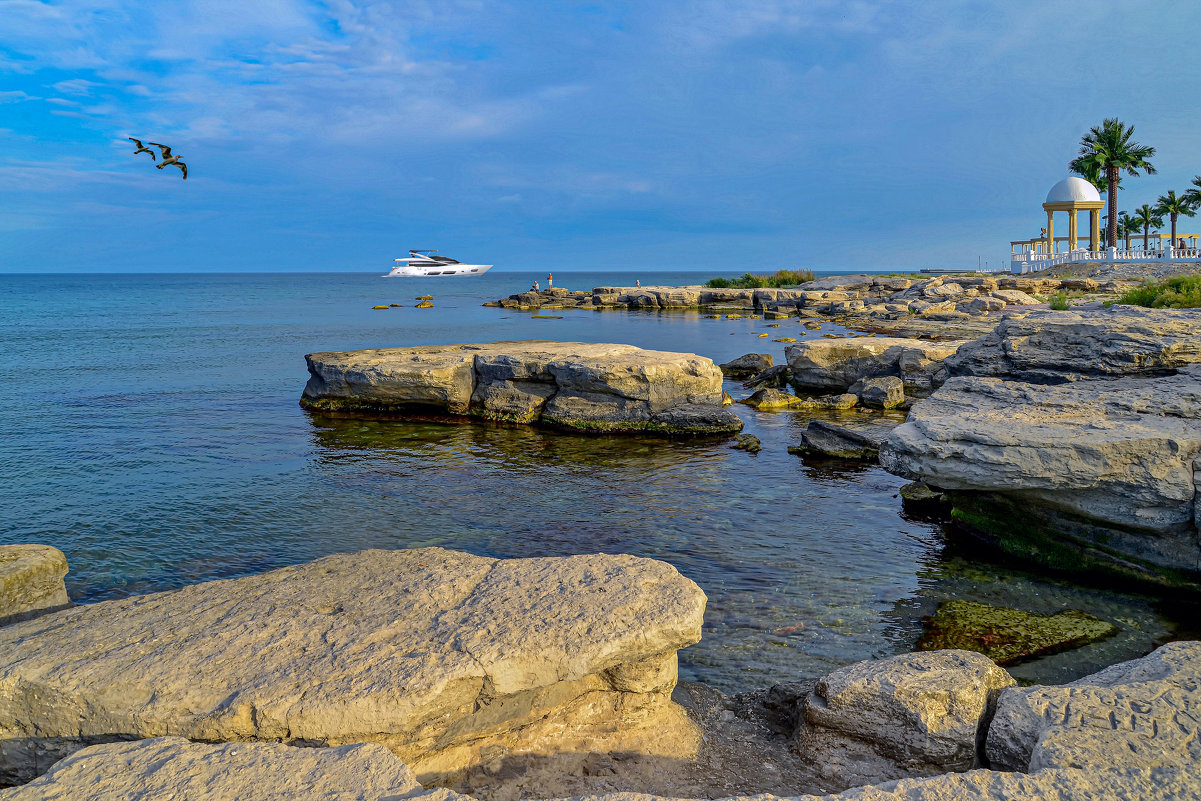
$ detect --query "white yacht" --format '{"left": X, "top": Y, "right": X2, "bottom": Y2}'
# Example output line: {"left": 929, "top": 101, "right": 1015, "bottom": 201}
{"left": 384, "top": 250, "right": 493, "bottom": 277}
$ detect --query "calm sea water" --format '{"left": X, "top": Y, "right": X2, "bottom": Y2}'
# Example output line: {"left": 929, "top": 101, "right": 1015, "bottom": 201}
{"left": 0, "top": 271, "right": 1192, "bottom": 689}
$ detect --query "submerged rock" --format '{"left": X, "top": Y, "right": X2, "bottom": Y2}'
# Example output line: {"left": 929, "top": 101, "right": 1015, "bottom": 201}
{"left": 301, "top": 341, "right": 743, "bottom": 436}
{"left": 917, "top": 600, "right": 1118, "bottom": 665}
{"left": 0, "top": 545, "right": 69, "bottom": 627}
{"left": 741, "top": 388, "right": 805, "bottom": 410}
{"left": 0, "top": 548, "right": 705, "bottom": 786}
{"left": 731, "top": 433, "right": 762, "bottom": 453}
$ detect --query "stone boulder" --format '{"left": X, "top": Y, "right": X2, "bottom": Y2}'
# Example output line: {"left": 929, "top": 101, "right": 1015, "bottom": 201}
{"left": 719, "top": 353, "right": 773, "bottom": 379}
{"left": 986, "top": 641, "right": 1201, "bottom": 773}
{"left": 916, "top": 601, "right": 1117, "bottom": 665}
{"left": 0, "top": 548, "right": 705, "bottom": 785}
{"left": 786, "top": 338, "right": 969, "bottom": 394}
{"left": 794, "top": 650, "right": 1014, "bottom": 788}
{"left": 0, "top": 545, "right": 68, "bottom": 626}
{"left": 790, "top": 420, "right": 893, "bottom": 461}
{"left": 943, "top": 307, "right": 1201, "bottom": 385}
{"left": 0, "top": 738, "right": 424, "bottom": 801}
{"left": 848, "top": 376, "right": 904, "bottom": 409}
{"left": 880, "top": 366, "right": 1201, "bottom": 586}
{"left": 301, "top": 341, "right": 742, "bottom": 436}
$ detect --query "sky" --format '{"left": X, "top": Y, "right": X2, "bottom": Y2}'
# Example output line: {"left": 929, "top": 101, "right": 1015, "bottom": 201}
{"left": 2, "top": 0, "right": 1201, "bottom": 273}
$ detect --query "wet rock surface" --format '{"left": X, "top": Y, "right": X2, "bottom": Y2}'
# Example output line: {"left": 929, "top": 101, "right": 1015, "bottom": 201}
{"left": 301, "top": 341, "right": 743, "bottom": 436}
{"left": 917, "top": 600, "right": 1118, "bottom": 665}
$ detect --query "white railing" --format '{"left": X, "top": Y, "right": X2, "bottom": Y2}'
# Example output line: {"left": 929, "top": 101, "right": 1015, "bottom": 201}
{"left": 1010, "top": 247, "right": 1201, "bottom": 272}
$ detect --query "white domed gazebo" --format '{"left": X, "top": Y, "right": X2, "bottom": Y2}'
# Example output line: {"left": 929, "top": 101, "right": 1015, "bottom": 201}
{"left": 1042, "top": 176, "right": 1104, "bottom": 253}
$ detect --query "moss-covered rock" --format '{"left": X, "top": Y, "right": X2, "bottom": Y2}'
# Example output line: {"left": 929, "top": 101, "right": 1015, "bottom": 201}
{"left": 415, "top": 301, "right": 434, "bottom": 309}
{"left": 372, "top": 305, "right": 389, "bottom": 309}
{"left": 731, "top": 433, "right": 762, "bottom": 453}
{"left": 917, "top": 600, "right": 1117, "bottom": 665}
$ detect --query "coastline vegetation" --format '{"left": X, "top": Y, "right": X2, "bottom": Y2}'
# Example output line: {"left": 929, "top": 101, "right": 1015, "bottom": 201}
{"left": 705, "top": 268, "right": 816, "bottom": 289}
{"left": 1048, "top": 293, "right": 1070, "bottom": 310}
{"left": 1115, "top": 275, "right": 1201, "bottom": 308}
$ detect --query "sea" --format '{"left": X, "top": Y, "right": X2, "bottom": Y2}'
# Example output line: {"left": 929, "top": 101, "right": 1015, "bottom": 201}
{"left": 1, "top": 270, "right": 1194, "bottom": 690}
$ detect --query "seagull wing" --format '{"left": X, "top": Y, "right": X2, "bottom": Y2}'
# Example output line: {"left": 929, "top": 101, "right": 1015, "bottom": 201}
{"left": 128, "top": 137, "right": 143, "bottom": 147}
{"left": 176, "top": 161, "right": 187, "bottom": 180}
{"left": 148, "top": 142, "right": 173, "bottom": 158}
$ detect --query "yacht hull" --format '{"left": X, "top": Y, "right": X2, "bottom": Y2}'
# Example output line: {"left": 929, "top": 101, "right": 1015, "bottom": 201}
{"left": 383, "top": 264, "right": 493, "bottom": 277}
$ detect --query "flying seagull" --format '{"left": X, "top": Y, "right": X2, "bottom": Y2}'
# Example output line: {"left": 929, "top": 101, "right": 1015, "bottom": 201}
{"left": 148, "top": 142, "right": 186, "bottom": 180}
{"left": 127, "top": 137, "right": 156, "bottom": 160}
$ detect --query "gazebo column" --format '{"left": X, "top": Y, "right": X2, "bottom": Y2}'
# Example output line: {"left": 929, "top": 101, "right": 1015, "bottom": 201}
{"left": 1046, "top": 210, "right": 1055, "bottom": 254}
{"left": 1068, "top": 211, "right": 1078, "bottom": 251}
{"left": 1090, "top": 209, "right": 1100, "bottom": 251}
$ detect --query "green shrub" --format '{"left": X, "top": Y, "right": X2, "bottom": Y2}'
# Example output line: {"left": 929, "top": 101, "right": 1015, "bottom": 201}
{"left": 1048, "top": 293, "right": 1069, "bottom": 310}
{"left": 704, "top": 268, "right": 816, "bottom": 289}
{"left": 1115, "top": 275, "right": 1201, "bottom": 308}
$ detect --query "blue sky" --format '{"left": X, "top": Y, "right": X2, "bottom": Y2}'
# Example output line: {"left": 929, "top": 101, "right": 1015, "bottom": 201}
{"left": 2, "top": 0, "right": 1200, "bottom": 273}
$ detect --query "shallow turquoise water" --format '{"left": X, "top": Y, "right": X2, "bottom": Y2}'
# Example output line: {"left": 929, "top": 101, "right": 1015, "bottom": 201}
{"left": 0, "top": 271, "right": 1192, "bottom": 689}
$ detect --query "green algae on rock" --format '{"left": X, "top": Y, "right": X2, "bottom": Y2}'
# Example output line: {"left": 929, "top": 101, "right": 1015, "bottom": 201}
{"left": 917, "top": 600, "right": 1117, "bottom": 665}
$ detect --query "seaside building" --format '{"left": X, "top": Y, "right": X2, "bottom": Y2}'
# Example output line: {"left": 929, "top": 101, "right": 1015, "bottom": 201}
{"left": 1009, "top": 177, "right": 1200, "bottom": 273}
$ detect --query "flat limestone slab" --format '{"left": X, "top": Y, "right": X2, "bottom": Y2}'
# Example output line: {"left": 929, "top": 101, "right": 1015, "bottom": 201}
{"left": 944, "top": 307, "right": 1201, "bottom": 384}
{"left": 0, "top": 546, "right": 68, "bottom": 627}
{"left": 986, "top": 640, "right": 1201, "bottom": 774}
{"left": 301, "top": 341, "right": 742, "bottom": 436}
{"left": 881, "top": 366, "right": 1201, "bottom": 581}
{"left": 0, "top": 548, "right": 705, "bottom": 785}
{"left": 0, "top": 738, "right": 430, "bottom": 801}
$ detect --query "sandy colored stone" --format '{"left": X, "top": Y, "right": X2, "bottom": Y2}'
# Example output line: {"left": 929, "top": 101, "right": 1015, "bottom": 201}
{"left": 302, "top": 341, "right": 742, "bottom": 436}
{"left": 794, "top": 650, "right": 1014, "bottom": 788}
{"left": 0, "top": 548, "right": 705, "bottom": 785}
{"left": 786, "top": 338, "right": 968, "bottom": 394}
{"left": 881, "top": 366, "right": 1201, "bottom": 578}
{"left": 0, "top": 545, "right": 68, "bottom": 626}
{"left": 943, "top": 307, "right": 1201, "bottom": 384}
{"left": 986, "top": 640, "right": 1201, "bottom": 774}
{"left": 0, "top": 738, "right": 432, "bottom": 801}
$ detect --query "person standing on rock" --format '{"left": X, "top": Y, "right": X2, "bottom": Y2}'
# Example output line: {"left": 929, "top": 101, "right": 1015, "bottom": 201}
{"left": 533, "top": 280, "right": 540, "bottom": 291}
{"left": 636, "top": 279, "right": 641, "bottom": 288}
{"left": 547, "top": 273, "right": 553, "bottom": 288}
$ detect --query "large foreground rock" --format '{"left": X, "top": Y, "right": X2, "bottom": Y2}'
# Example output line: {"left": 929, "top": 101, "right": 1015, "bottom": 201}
{"left": 943, "top": 307, "right": 1201, "bottom": 385}
{"left": 301, "top": 341, "right": 742, "bottom": 436}
{"left": 786, "top": 338, "right": 969, "bottom": 394}
{"left": 794, "top": 650, "right": 1014, "bottom": 789}
{"left": 7, "top": 740, "right": 1195, "bottom": 801}
{"left": 0, "top": 738, "right": 423, "bottom": 801}
{"left": 0, "top": 546, "right": 68, "bottom": 626}
{"left": 987, "top": 641, "right": 1201, "bottom": 773}
{"left": 881, "top": 366, "right": 1201, "bottom": 585}
{"left": 0, "top": 548, "right": 705, "bottom": 785}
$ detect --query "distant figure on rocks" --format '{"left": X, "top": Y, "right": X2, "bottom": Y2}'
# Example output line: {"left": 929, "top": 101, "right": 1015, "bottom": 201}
{"left": 127, "top": 137, "right": 156, "bottom": 160}
{"left": 533, "top": 280, "right": 540, "bottom": 291}
{"left": 148, "top": 142, "right": 187, "bottom": 179}
{"left": 636, "top": 279, "right": 641, "bottom": 288}
{"left": 547, "top": 273, "right": 553, "bottom": 288}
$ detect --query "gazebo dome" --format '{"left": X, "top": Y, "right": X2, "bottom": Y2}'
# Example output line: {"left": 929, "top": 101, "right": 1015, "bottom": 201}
{"left": 1046, "top": 177, "right": 1102, "bottom": 204}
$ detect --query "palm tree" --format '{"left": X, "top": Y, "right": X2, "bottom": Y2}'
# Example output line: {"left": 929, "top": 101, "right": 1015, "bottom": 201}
{"left": 1118, "top": 211, "right": 1138, "bottom": 249}
{"left": 1155, "top": 191, "right": 1197, "bottom": 249}
{"left": 1185, "top": 175, "right": 1201, "bottom": 208}
{"left": 1131, "top": 204, "right": 1163, "bottom": 251}
{"left": 1072, "top": 118, "right": 1156, "bottom": 247}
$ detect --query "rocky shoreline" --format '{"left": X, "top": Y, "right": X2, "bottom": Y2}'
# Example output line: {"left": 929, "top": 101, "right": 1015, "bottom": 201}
{"left": 4, "top": 269, "right": 1199, "bottom": 799}
{"left": 2, "top": 546, "right": 1197, "bottom": 800}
